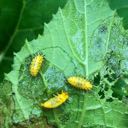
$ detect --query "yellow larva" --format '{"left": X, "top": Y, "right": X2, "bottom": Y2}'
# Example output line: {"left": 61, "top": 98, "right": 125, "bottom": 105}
{"left": 41, "top": 91, "right": 68, "bottom": 108}
{"left": 30, "top": 54, "right": 44, "bottom": 76}
{"left": 67, "top": 76, "right": 92, "bottom": 90}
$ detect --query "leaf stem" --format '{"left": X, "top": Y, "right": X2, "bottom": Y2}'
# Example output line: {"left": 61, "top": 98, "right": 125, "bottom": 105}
{"left": 104, "top": 11, "right": 116, "bottom": 57}
{"left": 40, "top": 72, "right": 48, "bottom": 90}
{"left": 59, "top": 8, "right": 85, "bottom": 66}
{"left": 78, "top": 0, "right": 88, "bottom": 127}
{"left": 53, "top": 110, "right": 64, "bottom": 128}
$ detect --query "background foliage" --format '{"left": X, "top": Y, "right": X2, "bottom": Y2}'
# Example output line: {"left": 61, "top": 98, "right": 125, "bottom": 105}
{"left": 108, "top": 0, "right": 128, "bottom": 29}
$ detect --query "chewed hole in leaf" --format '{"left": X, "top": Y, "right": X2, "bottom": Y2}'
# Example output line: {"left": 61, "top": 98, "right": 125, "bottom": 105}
{"left": 98, "top": 89, "right": 105, "bottom": 99}
{"left": 106, "top": 98, "right": 113, "bottom": 102}
{"left": 112, "top": 77, "right": 128, "bottom": 100}
{"left": 93, "top": 73, "right": 101, "bottom": 86}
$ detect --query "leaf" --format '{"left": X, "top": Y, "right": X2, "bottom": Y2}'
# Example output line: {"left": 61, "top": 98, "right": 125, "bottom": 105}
{"left": 0, "top": 0, "right": 67, "bottom": 82}
{"left": 5, "top": 0, "right": 128, "bottom": 127}
{"left": 0, "top": 81, "right": 13, "bottom": 128}
{"left": 107, "top": 0, "right": 128, "bottom": 29}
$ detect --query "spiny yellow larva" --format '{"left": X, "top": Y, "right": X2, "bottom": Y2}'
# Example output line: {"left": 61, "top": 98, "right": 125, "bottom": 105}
{"left": 67, "top": 76, "right": 92, "bottom": 90}
{"left": 41, "top": 91, "right": 69, "bottom": 108}
{"left": 30, "top": 54, "right": 44, "bottom": 77}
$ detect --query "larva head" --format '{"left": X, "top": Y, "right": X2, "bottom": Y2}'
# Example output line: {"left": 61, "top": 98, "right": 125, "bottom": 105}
{"left": 67, "top": 76, "right": 76, "bottom": 85}
{"left": 58, "top": 91, "right": 69, "bottom": 101}
{"left": 41, "top": 100, "right": 53, "bottom": 108}
{"left": 84, "top": 81, "right": 92, "bottom": 90}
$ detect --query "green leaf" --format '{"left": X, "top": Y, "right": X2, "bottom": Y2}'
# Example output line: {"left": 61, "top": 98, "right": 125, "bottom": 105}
{"left": 0, "top": 81, "right": 13, "bottom": 128}
{"left": 5, "top": 0, "right": 128, "bottom": 127}
{"left": 107, "top": 0, "right": 128, "bottom": 29}
{"left": 0, "top": 0, "right": 67, "bottom": 82}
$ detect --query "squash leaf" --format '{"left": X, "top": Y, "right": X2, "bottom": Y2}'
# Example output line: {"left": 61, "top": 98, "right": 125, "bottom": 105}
{"left": 4, "top": 0, "right": 128, "bottom": 127}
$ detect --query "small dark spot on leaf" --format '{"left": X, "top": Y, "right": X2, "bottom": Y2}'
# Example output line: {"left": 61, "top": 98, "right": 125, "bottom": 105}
{"left": 98, "top": 25, "right": 107, "bottom": 33}
{"left": 12, "top": 92, "right": 15, "bottom": 95}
